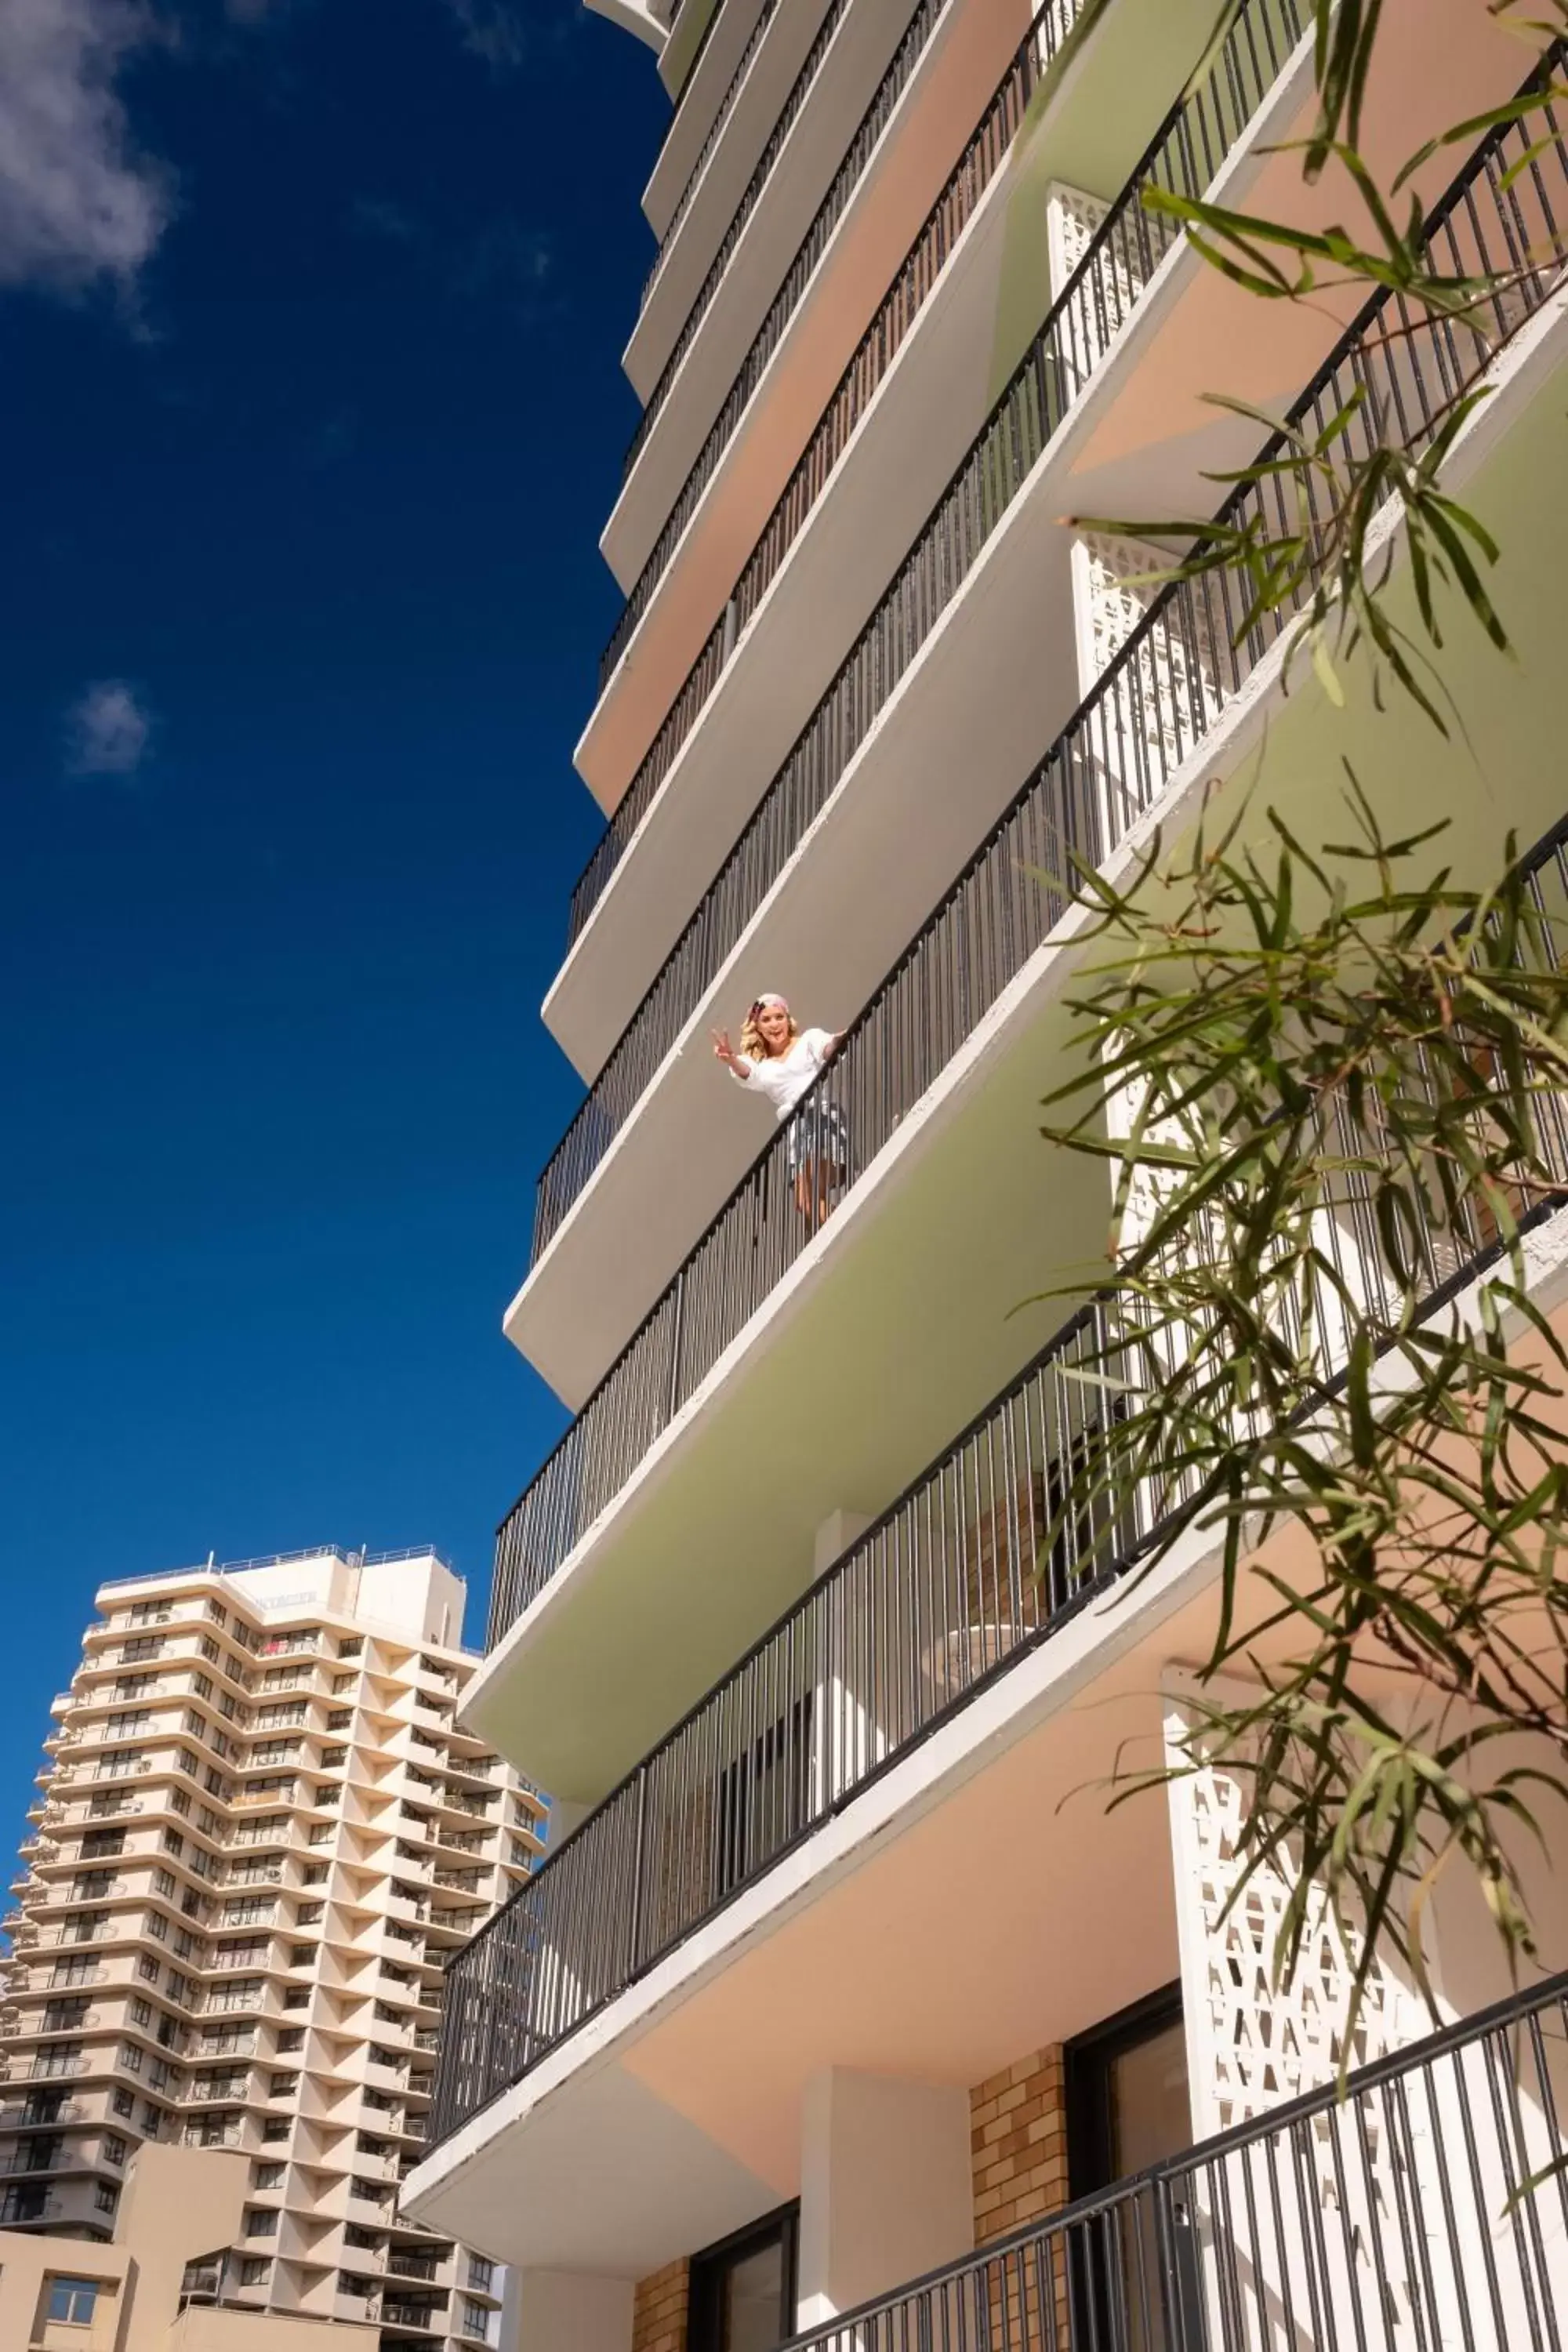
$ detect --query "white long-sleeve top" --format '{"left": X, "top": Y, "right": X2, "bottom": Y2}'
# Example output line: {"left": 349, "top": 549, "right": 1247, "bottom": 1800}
{"left": 728, "top": 1028, "right": 837, "bottom": 1121}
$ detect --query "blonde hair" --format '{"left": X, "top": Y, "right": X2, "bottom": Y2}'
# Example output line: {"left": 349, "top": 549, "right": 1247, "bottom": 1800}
{"left": 739, "top": 995, "right": 799, "bottom": 1062}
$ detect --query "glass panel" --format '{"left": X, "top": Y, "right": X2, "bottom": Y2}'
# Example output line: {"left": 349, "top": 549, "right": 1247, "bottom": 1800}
{"left": 724, "top": 2239, "right": 785, "bottom": 2352}
{"left": 1109, "top": 2017, "right": 1190, "bottom": 2173}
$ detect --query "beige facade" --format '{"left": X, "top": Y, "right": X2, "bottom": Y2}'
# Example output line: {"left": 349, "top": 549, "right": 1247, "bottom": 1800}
{"left": 0, "top": 2138, "right": 379, "bottom": 2351}
{"left": 1, "top": 1548, "right": 543, "bottom": 2352}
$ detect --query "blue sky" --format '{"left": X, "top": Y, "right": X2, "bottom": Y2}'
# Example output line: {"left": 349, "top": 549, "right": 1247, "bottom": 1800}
{"left": 0, "top": 0, "right": 666, "bottom": 1854}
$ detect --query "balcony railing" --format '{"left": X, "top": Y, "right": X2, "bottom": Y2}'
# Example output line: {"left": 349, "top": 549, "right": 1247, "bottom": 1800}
{"left": 572, "top": 0, "right": 1085, "bottom": 953}
{"left": 542, "top": 0, "right": 1301, "bottom": 1254}
{"left": 787, "top": 1974, "right": 1568, "bottom": 2352}
{"left": 441, "top": 909, "right": 1568, "bottom": 2148}
{"left": 641, "top": 0, "right": 783, "bottom": 315}
{"left": 612, "top": 0, "right": 966, "bottom": 680}
{"left": 493, "top": 48, "right": 1568, "bottom": 1643}
{"left": 623, "top": 0, "right": 910, "bottom": 495}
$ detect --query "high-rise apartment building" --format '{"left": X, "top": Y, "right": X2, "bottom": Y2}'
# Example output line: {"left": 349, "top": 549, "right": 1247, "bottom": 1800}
{"left": 381, "top": 0, "right": 1568, "bottom": 2345}
{"left": 0, "top": 1547, "right": 544, "bottom": 2352}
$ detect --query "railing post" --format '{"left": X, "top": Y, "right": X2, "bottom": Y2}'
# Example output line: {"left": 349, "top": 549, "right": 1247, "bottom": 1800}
{"left": 667, "top": 1268, "right": 686, "bottom": 1423}
{"left": 627, "top": 1769, "right": 649, "bottom": 1978}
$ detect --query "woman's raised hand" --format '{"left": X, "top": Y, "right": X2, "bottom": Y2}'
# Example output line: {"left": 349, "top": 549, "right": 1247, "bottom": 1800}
{"left": 711, "top": 1028, "right": 736, "bottom": 1066}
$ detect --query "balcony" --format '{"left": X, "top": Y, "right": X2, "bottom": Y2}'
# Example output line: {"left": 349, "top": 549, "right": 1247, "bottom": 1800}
{"left": 466, "top": 73, "right": 1568, "bottom": 1803}
{"left": 793, "top": 1984, "right": 1565, "bottom": 2352}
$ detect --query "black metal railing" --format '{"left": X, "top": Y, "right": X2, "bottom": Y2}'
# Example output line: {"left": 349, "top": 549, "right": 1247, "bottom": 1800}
{"left": 491, "top": 55, "right": 1568, "bottom": 1638}
{"left": 574, "top": 0, "right": 1087, "bottom": 950}
{"left": 783, "top": 1973, "right": 1568, "bottom": 2350}
{"left": 621, "top": 0, "right": 869, "bottom": 492}
{"left": 437, "top": 949, "right": 1568, "bottom": 2145}
{"left": 641, "top": 0, "right": 784, "bottom": 314}
{"left": 545, "top": 0, "right": 1305, "bottom": 1254}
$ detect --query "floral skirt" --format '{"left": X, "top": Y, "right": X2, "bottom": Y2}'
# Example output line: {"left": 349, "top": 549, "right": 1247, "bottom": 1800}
{"left": 786, "top": 1094, "right": 851, "bottom": 1180}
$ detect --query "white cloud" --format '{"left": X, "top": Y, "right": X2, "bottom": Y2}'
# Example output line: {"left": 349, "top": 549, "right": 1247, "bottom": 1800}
{"left": 65, "top": 679, "right": 154, "bottom": 777}
{"left": 443, "top": 0, "right": 528, "bottom": 70}
{"left": 0, "top": 0, "right": 171, "bottom": 297}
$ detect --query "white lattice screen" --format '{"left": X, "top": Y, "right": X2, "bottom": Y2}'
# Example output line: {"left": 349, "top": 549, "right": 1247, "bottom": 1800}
{"left": 1163, "top": 1672, "right": 1428, "bottom": 2139}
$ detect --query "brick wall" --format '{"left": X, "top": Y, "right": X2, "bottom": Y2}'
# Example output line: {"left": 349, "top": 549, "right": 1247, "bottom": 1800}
{"left": 632, "top": 2258, "right": 689, "bottom": 2352}
{"left": 969, "top": 2045, "right": 1069, "bottom": 2244}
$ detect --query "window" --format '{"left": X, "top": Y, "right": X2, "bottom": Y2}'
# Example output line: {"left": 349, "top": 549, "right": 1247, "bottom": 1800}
{"left": 95, "top": 2183, "right": 119, "bottom": 2215}
{"left": 153, "top": 1868, "right": 176, "bottom": 1898}
{"left": 177, "top": 1748, "right": 199, "bottom": 1776}
{"left": 170, "top": 1788, "right": 192, "bottom": 1819}
{"left": 1063, "top": 1986, "right": 1195, "bottom": 2349}
{"left": 289, "top": 1945, "right": 314, "bottom": 1968}
{"left": 252, "top": 2161, "right": 285, "bottom": 2189}
{"left": 191, "top": 1671, "right": 213, "bottom": 1700}
{"left": 462, "top": 2299, "right": 494, "bottom": 2341}
{"left": 300, "top": 1864, "right": 328, "bottom": 1886}
{"left": 307, "top": 1825, "right": 332, "bottom": 1847}
{"left": 244, "top": 2206, "right": 279, "bottom": 2237}
{"left": 129, "top": 1997, "right": 153, "bottom": 2027}
{"left": 145, "top": 1909, "right": 169, "bottom": 1943}
{"left": 80, "top": 1829, "right": 125, "bottom": 1859}
{"left": 320, "top": 1747, "right": 348, "bottom": 1769}
{"left": 326, "top": 1709, "right": 353, "bottom": 1730}
{"left": 343, "top": 2225, "right": 382, "bottom": 2250}
{"left": 47, "top": 2277, "right": 103, "bottom": 2323}
{"left": 467, "top": 2256, "right": 495, "bottom": 2294}
{"left": 162, "top": 1828, "right": 185, "bottom": 1857}
{"left": 137, "top": 1956, "right": 160, "bottom": 1987}
{"left": 260, "top": 2119, "right": 289, "bottom": 2143}
{"left": 256, "top": 1702, "right": 307, "bottom": 1730}
{"left": 106, "top": 1709, "right": 151, "bottom": 1737}
{"left": 165, "top": 1970, "right": 191, "bottom": 2004}
{"left": 688, "top": 2208, "right": 799, "bottom": 2352}
{"left": 239, "top": 2258, "right": 271, "bottom": 2288}
{"left": 121, "top": 1635, "right": 163, "bottom": 1661}
{"left": 269, "top": 2072, "right": 296, "bottom": 2096}
{"left": 119, "top": 2042, "right": 143, "bottom": 2074}
{"left": 141, "top": 2103, "right": 163, "bottom": 2136}
{"left": 276, "top": 2029, "right": 304, "bottom": 2053}
{"left": 112, "top": 2086, "right": 135, "bottom": 2118}
{"left": 332, "top": 1673, "right": 356, "bottom": 1694}
{"left": 296, "top": 1903, "right": 324, "bottom": 1926}
{"left": 128, "top": 1601, "right": 169, "bottom": 1627}
{"left": 103, "top": 2132, "right": 128, "bottom": 2166}
{"left": 49, "top": 1955, "right": 96, "bottom": 1987}
{"left": 337, "top": 1639, "right": 362, "bottom": 1660}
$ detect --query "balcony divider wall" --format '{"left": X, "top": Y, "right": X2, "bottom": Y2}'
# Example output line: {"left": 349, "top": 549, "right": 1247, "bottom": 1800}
{"left": 492, "top": 56, "right": 1567, "bottom": 1643}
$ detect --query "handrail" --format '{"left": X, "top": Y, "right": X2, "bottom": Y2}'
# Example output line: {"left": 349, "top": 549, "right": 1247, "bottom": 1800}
{"left": 541, "top": 0, "right": 1301, "bottom": 1259}
{"left": 490, "top": 52, "right": 1568, "bottom": 1638}
{"left": 573, "top": 0, "right": 1087, "bottom": 959}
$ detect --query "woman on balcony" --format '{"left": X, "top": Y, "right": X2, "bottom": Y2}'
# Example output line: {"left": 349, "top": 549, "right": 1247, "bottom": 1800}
{"left": 712, "top": 994, "right": 848, "bottom": 1228}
